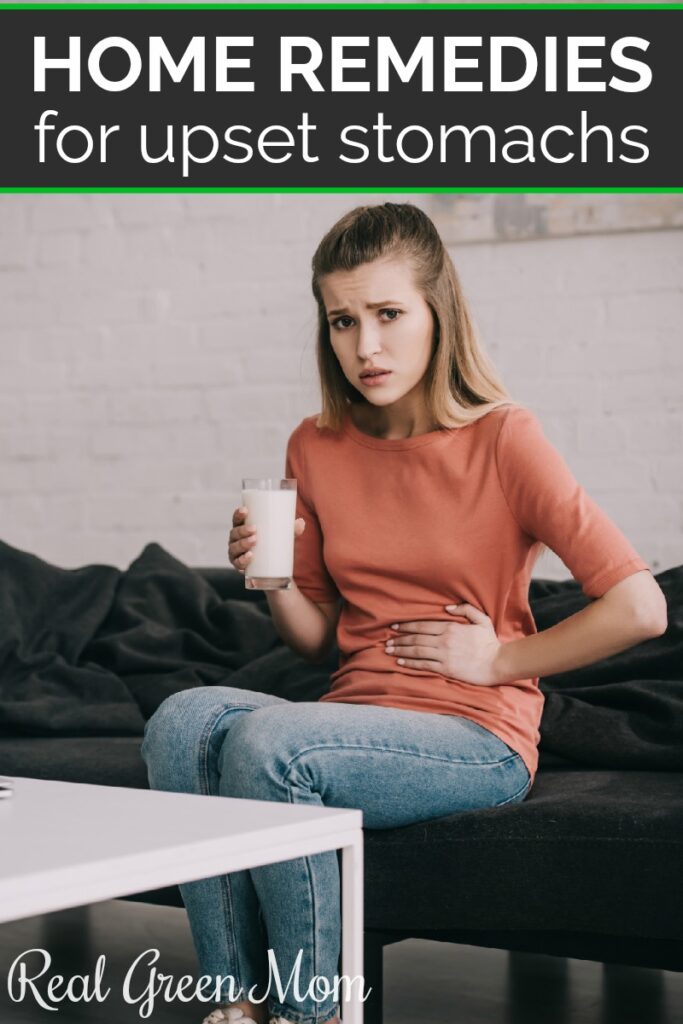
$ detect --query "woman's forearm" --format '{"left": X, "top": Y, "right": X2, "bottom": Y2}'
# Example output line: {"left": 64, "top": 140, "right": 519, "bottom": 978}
{"left": 493, "top": 596, "right": 664, "bottom": 685}
{"left": 265, "top": 581, "right": 333, "bottom": 662}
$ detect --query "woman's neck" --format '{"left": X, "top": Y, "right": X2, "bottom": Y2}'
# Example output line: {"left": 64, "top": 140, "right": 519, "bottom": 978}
{"left": 350, "top": 403, "right": 438, "bottom": 440}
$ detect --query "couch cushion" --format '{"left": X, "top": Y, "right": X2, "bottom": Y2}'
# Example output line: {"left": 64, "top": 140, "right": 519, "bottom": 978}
{"left": 364, "top": 768, "right": 683, "bottom": 943}
{"left": 0, "top": 737, "right": 149, "bottom": 789}
{"left": 2, "top": 740, "right": 680, "bottom": 946}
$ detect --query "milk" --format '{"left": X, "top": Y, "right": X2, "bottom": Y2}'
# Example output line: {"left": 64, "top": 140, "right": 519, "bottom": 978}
{"left": 241, "top": 484, "right": 297, "bottom": 588}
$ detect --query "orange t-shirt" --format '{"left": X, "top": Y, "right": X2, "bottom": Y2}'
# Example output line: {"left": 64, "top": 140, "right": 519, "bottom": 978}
{"left": 284, "top": 403, "right": 651, "bottom": 783}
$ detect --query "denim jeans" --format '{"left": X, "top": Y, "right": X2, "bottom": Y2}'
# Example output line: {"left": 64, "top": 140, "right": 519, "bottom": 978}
{"left": 140, "top": 685, "right": 531, "bottom": 1024}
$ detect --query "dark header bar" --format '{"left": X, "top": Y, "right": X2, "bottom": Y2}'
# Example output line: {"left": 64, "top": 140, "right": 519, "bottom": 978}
{"left": 1, "top": 5, "right": 681, "bottom": 188}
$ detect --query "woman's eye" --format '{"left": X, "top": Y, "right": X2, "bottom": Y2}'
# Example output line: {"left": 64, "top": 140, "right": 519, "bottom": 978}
{"left": 330, "top": 309, "right": 401, "bottom": 329}
{"left": 331, "top": 315, "right": 354, "bottom": 330}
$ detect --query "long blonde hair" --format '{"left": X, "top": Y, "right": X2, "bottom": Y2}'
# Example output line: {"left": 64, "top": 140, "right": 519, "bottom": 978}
{"left": 310, "top": 202, "right": 522, "bottom": 432}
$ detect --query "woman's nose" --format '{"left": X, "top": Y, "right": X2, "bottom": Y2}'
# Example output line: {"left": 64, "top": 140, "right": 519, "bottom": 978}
{"left": 356, "top": 323, "right": 382, "bottom": 359}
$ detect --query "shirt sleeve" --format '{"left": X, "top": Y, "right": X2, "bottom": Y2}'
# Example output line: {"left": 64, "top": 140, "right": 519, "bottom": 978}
{"left": 495, "top": 406, "right": 651, "bottom": 599}
{"left": 285, "top": 424, "right": 340, "bottom": 604}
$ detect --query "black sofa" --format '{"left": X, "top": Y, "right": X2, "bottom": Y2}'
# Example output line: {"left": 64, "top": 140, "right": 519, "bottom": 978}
{"left": 1, "top": 543, "right": 682, "bottom": 1023}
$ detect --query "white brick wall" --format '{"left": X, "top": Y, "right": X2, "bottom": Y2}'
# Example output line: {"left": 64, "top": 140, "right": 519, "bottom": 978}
{"left": 0, "top": 193, "right": 681, "bottom": 582}
{"left": 457, "top": 226, "right": 683, "bottom": 579}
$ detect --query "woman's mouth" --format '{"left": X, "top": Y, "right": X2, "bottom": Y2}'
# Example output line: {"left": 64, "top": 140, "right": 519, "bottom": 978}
{"left": 360, "top": 371, "right": 392, "bottom": 386}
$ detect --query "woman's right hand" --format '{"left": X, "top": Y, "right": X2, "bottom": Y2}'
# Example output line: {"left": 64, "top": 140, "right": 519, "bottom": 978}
{"left": 228, "top": 506, "right": 306, "bottom": 574}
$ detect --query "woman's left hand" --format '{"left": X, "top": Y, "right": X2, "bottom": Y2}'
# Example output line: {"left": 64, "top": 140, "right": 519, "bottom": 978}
{"left": 384, "top": 603, "right": 505, "bottom": 687}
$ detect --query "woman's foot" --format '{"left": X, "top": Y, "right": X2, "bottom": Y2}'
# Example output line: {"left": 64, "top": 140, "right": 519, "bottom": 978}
{"left": 201, "top": 1001, "right": 340, "bottom": 1024}
{"left": 268, "top": 1018, "right": 340, "bottom": 1024}
{"left": 202, "top": 1001, "right": 266, "bottom": 1024}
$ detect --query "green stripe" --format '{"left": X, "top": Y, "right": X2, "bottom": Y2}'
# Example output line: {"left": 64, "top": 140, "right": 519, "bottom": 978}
{"left": 1, "top": 187, "right": 681, "bottom": 193}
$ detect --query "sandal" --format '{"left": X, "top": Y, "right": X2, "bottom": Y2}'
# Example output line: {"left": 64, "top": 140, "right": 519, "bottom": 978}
{"left": 202, "top": 1007, "right": 260, "bottom": 1024}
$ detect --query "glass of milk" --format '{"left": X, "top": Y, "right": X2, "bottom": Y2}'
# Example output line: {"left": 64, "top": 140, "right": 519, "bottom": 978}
{"left": 241, "top": 478, "right": 297, "bottom": 590}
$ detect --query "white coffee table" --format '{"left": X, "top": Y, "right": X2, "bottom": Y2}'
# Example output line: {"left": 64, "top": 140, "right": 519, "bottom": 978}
{"left": 0, "top": 776, "right": 364, "bottom": 1023}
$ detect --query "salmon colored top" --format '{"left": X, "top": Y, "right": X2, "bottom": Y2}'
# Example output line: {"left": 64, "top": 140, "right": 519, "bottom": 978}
{"left": 284, "top": 403, "right": 651, "bottom": 783}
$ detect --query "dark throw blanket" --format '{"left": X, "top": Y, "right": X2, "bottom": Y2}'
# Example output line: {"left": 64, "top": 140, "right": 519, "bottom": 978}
{"left": 530, "top": 569, "right": 683, "bottom": 769}
{"left": 1, "top": 538, "right": 681, "bottom": 771}
{"left": 0, "top": 540, "right": 282, "bottom": 736}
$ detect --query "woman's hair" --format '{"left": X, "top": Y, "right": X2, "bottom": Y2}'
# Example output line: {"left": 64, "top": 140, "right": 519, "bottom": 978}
{"left": 310, "top": 201, "right": 522, "bottom": 433}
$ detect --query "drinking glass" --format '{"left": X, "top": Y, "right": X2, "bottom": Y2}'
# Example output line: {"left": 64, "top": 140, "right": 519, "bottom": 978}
{"left": 241, "top": 478, "right": 297, "bottom": 590}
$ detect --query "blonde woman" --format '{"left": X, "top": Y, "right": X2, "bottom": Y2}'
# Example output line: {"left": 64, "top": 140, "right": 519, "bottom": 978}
{"left": 141, "top": 203, "right": 667, "bottom": 1024}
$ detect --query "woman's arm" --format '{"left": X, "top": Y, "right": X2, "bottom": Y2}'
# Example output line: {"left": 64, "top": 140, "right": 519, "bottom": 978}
{"left": 266, "top": 583, "right": 340, "bottom": 663}
{"left": 493, "top": 569, "right": 668, "bottom": 685}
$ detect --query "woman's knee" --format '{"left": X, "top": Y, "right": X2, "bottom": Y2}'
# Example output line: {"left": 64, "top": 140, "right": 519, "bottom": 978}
{"left": 140, "top": 685, "right": 266, "bottom": 781}
{"left": 143, "top": 687, "right": 218, "bottom": 752}
{"left": 140, "top": 688, "right": 292, "bottom": 782}
{"left": 140, "top": 688, "right": 214, "bottom": 790}
{"left": 219, "top": 705, "right": 318, "bottom": 801}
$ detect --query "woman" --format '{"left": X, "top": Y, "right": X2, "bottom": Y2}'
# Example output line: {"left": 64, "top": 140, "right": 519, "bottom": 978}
{"left": 141, "top": 202, "right": 667, "bottom": 1024}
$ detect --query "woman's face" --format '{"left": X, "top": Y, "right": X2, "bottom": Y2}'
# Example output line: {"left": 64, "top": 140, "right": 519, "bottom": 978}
{"left": 319, "top": 256, "right": 436, "bottom": 410}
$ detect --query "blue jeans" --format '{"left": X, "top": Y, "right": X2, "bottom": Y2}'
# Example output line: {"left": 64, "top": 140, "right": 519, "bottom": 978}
{"left": 140, "top": 685, "right": 531, "bottom": 1024}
